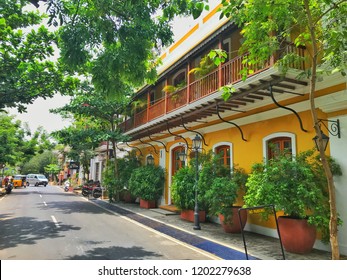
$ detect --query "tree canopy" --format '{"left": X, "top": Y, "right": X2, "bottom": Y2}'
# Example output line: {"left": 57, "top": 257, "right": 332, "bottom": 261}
{"left": 0, "top": 0, "right": 79, "bottom": 113}
{"left": 0, "top": 113, "right": 23, "bottom": 166}
{"left": 0, "top": 112, "right": 55, "bottom": 173}
{"left": 212, "top": 0, "right": 347, "bottom": 100}
{"left": 31, "top": 0, "right": 208, "bottom": 95}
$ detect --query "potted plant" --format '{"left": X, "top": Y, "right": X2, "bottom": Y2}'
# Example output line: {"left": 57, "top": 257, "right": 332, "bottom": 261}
{"left": 171, "top": 159, "right": 211, "bottom": 222}
{"left": 129, "top": 164, "right": 165, "bottom": 209}
{"left": 201, "top": 153, "right": 248, "bottom": 233}
{"left": 162, "top": 81, "right": 187, "bottom": 103}
{"left": 244, "top": 149, "right": 342, "bottom": 254}
{"left": 189, "top": 53, "right": 221, "bottom": 79}
{"left": 118, "top": 152, "right": 140, "bottom": 203}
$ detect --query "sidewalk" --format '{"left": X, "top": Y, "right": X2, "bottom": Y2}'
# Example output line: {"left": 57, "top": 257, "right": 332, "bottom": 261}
{"left": 77, "top": 191, "right": 336, "bottom": 260}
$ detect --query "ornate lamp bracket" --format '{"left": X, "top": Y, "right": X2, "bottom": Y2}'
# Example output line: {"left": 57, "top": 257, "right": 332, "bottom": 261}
{"left": 317, "top": 119, "right": 341, "bottom": 138}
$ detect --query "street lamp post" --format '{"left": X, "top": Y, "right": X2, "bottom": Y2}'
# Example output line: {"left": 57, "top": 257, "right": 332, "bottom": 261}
{"left": 192, "top": 134, "right": 202, "bottom": 230}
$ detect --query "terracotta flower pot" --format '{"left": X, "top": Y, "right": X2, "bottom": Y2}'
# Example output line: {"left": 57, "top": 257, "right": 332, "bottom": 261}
{"left": 278, "top": 216, "right": 317, "bottom": 254}
{"left": 122, "top": 191, "right": 135, "bottom": 203}
{"left": 180, "top": 209, "right": 206, "bottom": 222}
{"left": 140, "top": 199, "right": 156, "bottom": 209}
{"left": 219, "top": 207, "right": 248, "bottom": 233}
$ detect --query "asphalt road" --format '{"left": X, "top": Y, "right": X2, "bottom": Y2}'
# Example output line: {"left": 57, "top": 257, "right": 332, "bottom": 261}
{"left": 0, "top": 185, "right": 215, "bottom": 260}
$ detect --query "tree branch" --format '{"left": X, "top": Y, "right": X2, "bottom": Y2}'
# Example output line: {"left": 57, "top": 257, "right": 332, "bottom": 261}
{"left": 314, "top": 0, "right": 347, "bottom": 25}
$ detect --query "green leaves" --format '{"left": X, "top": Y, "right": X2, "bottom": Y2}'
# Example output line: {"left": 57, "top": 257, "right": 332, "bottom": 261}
{"left": 0, "top": 113, "right": 23, "bottom": 166}
{"left": 244, "top": 149, "right": 342, "bottom": 243}
{"left": 171, "top": 166, "right": 196, "bottom": 210}
{"left": 190, "top": 0, "right": 209, "bottom": 19}
{"left": 129, "top": 165, "right": 165, "bottom": 201}
{"left": 208, "top": 49, "right": 228, "bottom": 66}
{"left": 221, "top": 84, "right": 236, "bottom": 101}
{"left": 218, "top": 0, "right": 347, "bottom": 77}
{"left": 0, "top": 1, "right": 79, "bottom": 112}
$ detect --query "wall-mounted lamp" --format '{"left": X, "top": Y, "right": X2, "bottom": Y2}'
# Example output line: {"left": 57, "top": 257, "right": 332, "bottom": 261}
{"left": 312, "top": 119, "right": 341, "bottom": 152}
{"left": 313, "top": 130, "right": 330, "bottom": 152}
{"left": 178, "top": 151, "right": 187, "bottom": 162}
{"left": 147, "top": 155, "right": 154, "bottom": 165}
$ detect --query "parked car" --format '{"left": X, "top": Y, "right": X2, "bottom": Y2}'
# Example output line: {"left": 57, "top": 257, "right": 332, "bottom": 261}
{"left": 26, "top": 174, "right": 48, "bottom": 187}
{"left": 13, "top": 175, "right": 26, "bottom": 188}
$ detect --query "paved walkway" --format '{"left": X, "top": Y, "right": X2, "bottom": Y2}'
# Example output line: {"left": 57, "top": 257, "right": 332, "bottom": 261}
{"left": 80, "top": 193, "right": 337, "bottom": 260}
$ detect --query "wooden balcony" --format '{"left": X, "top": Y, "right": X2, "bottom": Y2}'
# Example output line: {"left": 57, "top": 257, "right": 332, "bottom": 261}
{"left": 120, "top": 44, "right": 306, "bottom": 134}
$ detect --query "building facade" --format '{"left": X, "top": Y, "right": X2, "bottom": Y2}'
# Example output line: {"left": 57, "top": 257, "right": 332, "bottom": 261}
{"left": 116, "top": 3, "right": 347, "bottom": 254}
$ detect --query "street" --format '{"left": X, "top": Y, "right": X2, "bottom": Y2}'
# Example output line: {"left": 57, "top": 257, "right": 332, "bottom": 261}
{"left": 0, "top": 185, "right": 214, "bottom": 260}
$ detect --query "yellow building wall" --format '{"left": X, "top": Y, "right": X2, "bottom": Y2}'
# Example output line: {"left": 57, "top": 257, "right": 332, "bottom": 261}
{"left": 135, "top": 90, "right": 340, "bottom": 230}
{"left": 152, "top": 108, "right": 330, "bottom": 228}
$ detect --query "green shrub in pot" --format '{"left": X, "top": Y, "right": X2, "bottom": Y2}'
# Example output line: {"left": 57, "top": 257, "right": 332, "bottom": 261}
{"left": 244, "top": 149, "right": 342, "bottom": 243}
{"left": 129, "top": 164, "right": 165, "bottom": 202}
{"left": 171, "top": 166, "right": 196, "bottom": 211}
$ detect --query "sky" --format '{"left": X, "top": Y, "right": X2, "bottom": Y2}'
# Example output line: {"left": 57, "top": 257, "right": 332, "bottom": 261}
{"left": 8, "top": 95, "right": 72, "bottom": 134}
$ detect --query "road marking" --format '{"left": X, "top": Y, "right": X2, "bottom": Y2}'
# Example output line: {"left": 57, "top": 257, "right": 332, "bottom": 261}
{"left": 51, "top": 215, "right": 60, "bottom": 228}
{"left": 39, "top": 195, "right": 42, "bottom": 198}
{"left": 43, "top": 202, "right": 47, "bottom": 206}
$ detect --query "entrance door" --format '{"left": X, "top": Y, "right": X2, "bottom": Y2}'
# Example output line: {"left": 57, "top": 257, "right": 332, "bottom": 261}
{"left": 169, "top": 146, "right": 186, "bottom": 204}
{"left": 172, "top": 146, "right": 186, "bottom": 176}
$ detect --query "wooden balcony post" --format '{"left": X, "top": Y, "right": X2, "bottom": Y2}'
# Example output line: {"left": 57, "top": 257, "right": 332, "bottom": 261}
{"left": 187, "top": 62, "right": 191, "bottom": 104}
{"left": 270, "top": 54, "right": 275, "bottom": 67}
{"left": 146, "top": 90, "right": 150, "bottom": 122}
{"left": 164, "top": 79, "right": 168, "bottom": 114}
{"left": 218, "top": 38, "right": 223, "bottom": 88}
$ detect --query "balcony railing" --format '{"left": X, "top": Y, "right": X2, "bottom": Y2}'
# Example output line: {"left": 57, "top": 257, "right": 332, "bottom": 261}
{"left": 119, "top": 44, "right": 305, "bottom": 133}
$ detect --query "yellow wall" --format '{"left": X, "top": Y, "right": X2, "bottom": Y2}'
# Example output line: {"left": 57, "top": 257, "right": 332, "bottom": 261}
{"left": 147, "top": 108, "right": 330, "bottom": 227}
{"left": 138, "top": 108, "right": 329, "bottom": 209}
{"left": 135, "top": 80, "right": 347, "bottom": 230}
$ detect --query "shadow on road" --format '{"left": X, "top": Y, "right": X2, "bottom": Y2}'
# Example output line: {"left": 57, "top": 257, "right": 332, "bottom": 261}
{"left": 67, "top": 245, "right": 162, "bottom": 260}
{"left": 37, "top": 200, "right": 114, "bottom": 215}
{"left": 0, "top": 213, "right": 81, "bottom": 250}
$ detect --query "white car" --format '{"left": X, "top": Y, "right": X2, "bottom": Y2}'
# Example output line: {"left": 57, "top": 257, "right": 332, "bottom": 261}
{"left": 26, "top": 174, "right": 48, "bottom": 187}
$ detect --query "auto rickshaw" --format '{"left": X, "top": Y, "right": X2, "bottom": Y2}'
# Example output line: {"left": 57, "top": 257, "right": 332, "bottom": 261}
{"left": 13, "top": 175, "right": 26, "bottom": 188}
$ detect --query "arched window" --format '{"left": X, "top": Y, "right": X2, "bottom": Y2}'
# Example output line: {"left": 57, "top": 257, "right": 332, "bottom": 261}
{"left": 267, "top": 137, "right": 292, "bottom": 159}
{"left": 263, "top": 133, "right": 296, "bottom": 161}
{"left": 215, "top": 145, "right": 231, "bottom": 168}
{"left": 173, "top": 69, "right": 186, "bottom": 87}
{"left": 149, "top": 91, "right": 155, "bottom": 105}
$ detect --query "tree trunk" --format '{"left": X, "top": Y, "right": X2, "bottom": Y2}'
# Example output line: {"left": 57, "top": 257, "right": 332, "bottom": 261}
{"left": 304, "top": 0, "right": 340, "bottom": 260}
{"left": 111, "top": 139, "right": 120, "bottom": 201}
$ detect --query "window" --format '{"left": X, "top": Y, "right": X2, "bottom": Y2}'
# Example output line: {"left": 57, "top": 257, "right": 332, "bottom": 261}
{"left": 263, "top": 133, "right": 296, "bottom": 161}
{"left": 222, "top": 38, "right": 231, "bottom": 61}
{"left": 173, "top": 69, "right": 186, "bottom": 87}
{"left": 149, "top": 91, "right": 155, "bottom": 105}
{"left": 215, "top": 145, "right": 231, "bottom": 168}
{"left": 267, "top": 137, "right": 292, "bottom": 159}
{"left": 213, "top": 142, "right": 233, "bottom": 169}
